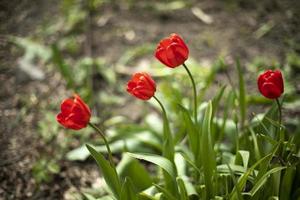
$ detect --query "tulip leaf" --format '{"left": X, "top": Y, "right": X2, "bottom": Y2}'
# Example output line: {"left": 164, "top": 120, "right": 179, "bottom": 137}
{"left": 236, "top": 59, "right": 246, "bottom": 128}
{"left": 177, "top": 177, "right": 189, "bottom": 200}
{"left": 178, "top": 104, "right": 198, "bottom": 160}
{"left": 235, "top": 150, "right": 250, "bottom": 170}
{"left": 153, "top": 184, "right": 177, "bottom": 200}
{"left": 86, "top": 144, "right": 121, "bottom": 199}
{"left": 229, "top": 153, "right": 273, "bottom": 200}
{"left": 219, "top": 90, "right": 235, "bottom": 143}
{"left": 279, "top": 166, "right": 296, "bottom": 200}
{"left": 249, "top": 166, "right": 286, "bottom": 196}
{"left": 200, "top": 101, "right": 216, "bottom": 199}
{"left": 126, "top": 152, "right": 176, "bottom": 178}
{"left": 161, "top": 106, "right": 175, "bottom": 161}
{"left": 138, "top": 193, "right": 158, "bottom": 200}
{"left": 153, "top": 97, "right": 178, "bottom": 196}
{"left": 120, "top": 177, "right": 138, "bottom": 200}
{"left": 117, "top": 153, "right": 152, "bottom": 192}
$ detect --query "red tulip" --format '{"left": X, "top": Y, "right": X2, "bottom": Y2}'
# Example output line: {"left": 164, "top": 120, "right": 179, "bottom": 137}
{"left": 155, "top": 33, "right": 189, "bottom": 68}
{"left": 127, "top": 72, "right": 156, "bottom": 100}
{"left": 257, "top": 70, "right": 284, "bottom": 99}
{"left": 56, "top": 94, "right": 91, "bottom": 130}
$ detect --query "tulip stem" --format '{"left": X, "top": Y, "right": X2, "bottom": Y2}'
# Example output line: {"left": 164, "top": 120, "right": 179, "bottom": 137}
{"left": 275, "top": 98, "right": 283, "bottom": 141}
{"left": 88, "top": 122, "right": 114, "bottom": 167}
{"left": 153, "top": 96, "right": 167, "bottom": 118}
{"left": 183, "top": 63, "right": 198, "bottom": 123}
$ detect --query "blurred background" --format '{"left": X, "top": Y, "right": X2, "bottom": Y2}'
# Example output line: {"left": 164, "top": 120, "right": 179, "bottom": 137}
{"left": 0, "top": 0, "right": 300, "bottom": 199}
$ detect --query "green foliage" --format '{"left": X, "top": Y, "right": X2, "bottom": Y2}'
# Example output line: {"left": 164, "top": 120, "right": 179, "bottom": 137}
{"left": 80, "top": 59, "right": 300, "bottom": 199}
{"left": 32, "top": 158, "right": 60, "bottom": 184}
{"left": 86, "top": 144, "right": 122, "bottom": 198}
{"left": 28, "top": 1, "right": 299, "bottom": 197}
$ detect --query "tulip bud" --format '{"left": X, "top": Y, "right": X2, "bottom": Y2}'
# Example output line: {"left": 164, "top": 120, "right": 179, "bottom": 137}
{"left": 155, "top": 33, "right": 189, "bottom": 68}
{"left": 126, "top": 72, "right": 156, "bottom": 100}
{"left": 257, "top": 70, "right": 284, "bottom": 99}
{"left": 57, "top": 94, "right": 91, "bottom": 130}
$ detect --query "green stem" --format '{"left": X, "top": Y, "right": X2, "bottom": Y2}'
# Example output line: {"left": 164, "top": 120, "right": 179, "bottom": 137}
{"left": 153, "top": 96, "right": 167, "bottom": 118}
{"left": 182, "top": 63, "right": 198, "bottom": 123}
{"left": 88, "top": 122, "right": 114, "bottom": 167}
{"left": 275, "top": 99, "right": 283, "bottom": 141}
{"left": 153, "top": 95, "right": 174, "bottom": 159}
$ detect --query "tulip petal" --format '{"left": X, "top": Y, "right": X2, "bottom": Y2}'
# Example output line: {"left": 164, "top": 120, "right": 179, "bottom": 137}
{"left": 74, "top": 94, "right": 91, "bottom": 116}
{"left": 155, "top": 48, "right": 173, "bottom": 67}
{"left": 261, "top": 82, "right": 282, "bottom": 99}
{"left": 61, "top": 99, "right": 74, "bottom": 114}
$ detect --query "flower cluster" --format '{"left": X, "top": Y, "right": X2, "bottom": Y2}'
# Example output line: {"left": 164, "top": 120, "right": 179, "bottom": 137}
{"left": 56, "top": 33, "right": 284, "bottom": 130}
{"left": 54, "top": 32, "right": 290, "bottom": 200}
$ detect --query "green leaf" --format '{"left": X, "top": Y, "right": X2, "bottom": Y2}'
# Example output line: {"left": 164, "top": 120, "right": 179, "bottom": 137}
{"left": 249, "top": 128, "right": 262, "bottom": 161}
{"left": 236, "top": 59, "right": 246, "bottom": 128}
{"left": 279, "top": 166, "right": 296, "bottom": 200}
{"left": 177, "top": 177, "right": 189, "bottom": 200}
{"left": 217, "top": 164, "right": 257, "bottom": 178}
{"left": 200, "top": 101, "right": 216, "bottom": 198}
{"left": 153, "top": 184, "right": 177, "bottom": 200}
{"left": 120, "top": 177, "right": 138, "bottom": 200}
{"left": 161, "top": 106, "right": 175, "bottom": 161}
{"left": 235, "top": 150, "right": 250, "bottom": 170}
{"left": 249, "top": 167, "right": 286, "bottom": 196}
{"left": 154, "top": 97, "right": 178, "bottom": 197}
{"left": 138, "top": 193, "right": 158, "bottom": 200}
{"left": 51, "top": 44, "right": 75, "bottom": 88}
{"left": 252, "top": 103, "right": 277, "bottom": 140}
{"left": 97, "top": 196, "right": 114, "bottom": 200}
{"left": 117, "top": 154, "right": 152, "bottom": 192}
{"left": 253, "top": 144, "right": 280, "bottom": 187}
{"left": 83, "top": 193, "right": 101, "bottom": 200}
{"left": 229, "top": 153, "right": 273, "bottom": 200}
{"left": 212, "top": 85, "right": 226, "bottom": 116}
{"left": 86, "top": 144, "right": 121, "bottom": 198}
{"left": 218, "top": 90, "right": 236, "bottom": 143}
{"left": 126, "top": 152, "right": 179, "bottom": 197}
{"left": 179, "top": 152, "right": 200, "bottom": 174}
{"left": 227, "top": 164, "right": 243, "bottom": 200}
{"left": 126, "top": 152, "right": 176, "bottom": 178}
{"left": 178, "top": 105, "right": 198, "bottom": 159}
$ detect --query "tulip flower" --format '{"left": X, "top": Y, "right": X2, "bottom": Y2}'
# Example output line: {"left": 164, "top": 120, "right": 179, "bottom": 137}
{"left": 127, "top": 72, "right": 156, "bottom": 100}
{"left": 155, "top": 33, "right": 189, "bottom": 68}
{"left": 57, "top": 94, "right": 91, "bottom": 130}
{"left": 258, "top": 69, "right": 285, "bottom": 140}
{"left": 257, "top": 70, "right": 284, "bottom": 99}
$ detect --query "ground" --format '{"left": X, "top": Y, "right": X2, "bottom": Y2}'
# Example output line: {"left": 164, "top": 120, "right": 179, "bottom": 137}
{"left": 0, "top": 0, "right": 299, "bottom": 199}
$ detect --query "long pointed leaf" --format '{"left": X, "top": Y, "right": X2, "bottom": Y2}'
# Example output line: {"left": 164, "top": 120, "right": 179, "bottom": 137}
{"left": 126, "top": 152, "right": 176, "bottom": 178}
{"left": 86, "top": 144, "right": 121, "bottom": 198}
{"left": 200, "top": 101, "right": 216, "bottom": 198}
{"left": 236, "top": 59, "right": 246, "bottom": 128}
{"left": 249, "top": 167, "right": 286, "bottom": 196}
{"left": 153, "top": 184, "right": 177, "bottom": 200}
{"left": 120, "top": 177, "right": 138, "bottom": 200}
{"left": 229, "top": 153, "right": 272, "bottom": 200}
{"left": 178, "top": 105, "right": 198, "bottom": 159}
